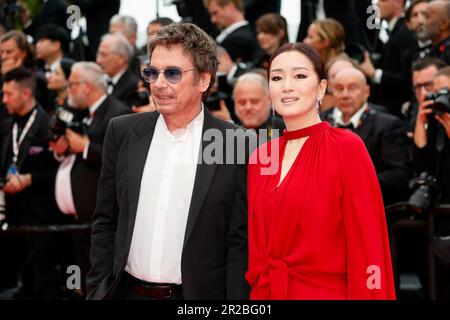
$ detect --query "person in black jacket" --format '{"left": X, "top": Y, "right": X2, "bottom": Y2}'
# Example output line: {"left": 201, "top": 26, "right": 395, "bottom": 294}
{"left": 49, "top": 62, "right": 129, "bottom": 296}
{"left": 204, "top": 0, "right": 264, "bottom": 64}
{"left": 360, "top": 0, "right": 418, "bottom": 117}
{"left": 0, "top": 67, "right": 65, "bottom": 298}
{"left": 96, "top": 33, "right": 138, "bottom": 107}
{"left": 322, "top": 67, "right": 410, "bottom": 205}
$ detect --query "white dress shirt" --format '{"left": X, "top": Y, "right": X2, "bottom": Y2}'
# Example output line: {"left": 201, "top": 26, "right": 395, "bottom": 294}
{"left": 125, "top": 107, "right": 204, "bottom": 284}
{"left": 55, "top": 94, "right": 107, "bottom": 216}
{"left": 216, "top": 20, "right": 249, "bottom": 44}
{"left": 332, "top": 103, "right": 369, "bottom": 129}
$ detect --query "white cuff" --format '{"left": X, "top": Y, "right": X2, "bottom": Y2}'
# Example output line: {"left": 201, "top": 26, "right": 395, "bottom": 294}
{"left": 372, "top": 69, "right": 383, "bottom": 84}
{"left": 82, "top": 141, "right": 90, "bottom": 160}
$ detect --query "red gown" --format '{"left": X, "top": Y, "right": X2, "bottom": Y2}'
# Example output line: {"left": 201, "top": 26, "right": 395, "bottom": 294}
{"left": 245, "top": 121, "right": 396, "bottom": 300}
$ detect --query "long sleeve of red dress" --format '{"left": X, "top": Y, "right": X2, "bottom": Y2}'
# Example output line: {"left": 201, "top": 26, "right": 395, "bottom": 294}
{"left": 245, "top": 122, "right": 396, "bottom": 300}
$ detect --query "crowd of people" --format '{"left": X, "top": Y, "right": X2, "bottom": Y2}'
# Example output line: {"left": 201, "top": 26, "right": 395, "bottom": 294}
{"left": 0, "top": 0, "right": 449, "bottom": 300}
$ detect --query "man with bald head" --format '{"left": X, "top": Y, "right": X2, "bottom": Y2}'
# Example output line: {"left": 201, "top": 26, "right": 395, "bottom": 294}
{"left": 421, "top": 0, "right": 450, "bottom": 64}
{"left": 322, "top": 67, "right": 410, "bottom": 205}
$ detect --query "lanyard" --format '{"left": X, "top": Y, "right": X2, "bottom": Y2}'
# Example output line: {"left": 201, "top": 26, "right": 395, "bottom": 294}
{"left": 12, "top": 109, "right": 37, "bottom": 165}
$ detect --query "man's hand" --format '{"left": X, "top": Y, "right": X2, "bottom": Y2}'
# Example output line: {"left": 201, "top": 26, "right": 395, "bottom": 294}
{"left": 4, "top": 174, "right": 32, "bottom": 194}
{"left": 416, "top": 100, "right": 434, "bottom": 125}
{"left": 436, "top": 112, "right": 450, "bottom": 140}
{"left": 49, "top": 136, "right": 70, "bottom": 155}
{"left": 66, "top": 129, "right": 89, "bottom": 154}
{"left": 359, "top": 51, "right": 376, "bottom": 79}
{"left": 210, "top": 99, "right": 232, "bottom": 122}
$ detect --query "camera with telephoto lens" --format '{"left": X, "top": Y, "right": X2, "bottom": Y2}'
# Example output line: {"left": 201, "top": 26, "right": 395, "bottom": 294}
{"left": 48, "top": 107, "right": 87, "bottom": 142}
{"left": 425, "top": 88, "right": 450, "bottom": 117}
{"left": 408, "top": 171, "right": 440, "bottom": 210}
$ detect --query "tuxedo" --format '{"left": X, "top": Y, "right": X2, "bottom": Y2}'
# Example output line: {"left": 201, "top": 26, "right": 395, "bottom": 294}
{"left": 370, "top": 17, "right": 417, "bottom": 117}
{"left": 297, "top": 0, "right": 376, "bottom": 50}
{"left": 87, "top": 111, "right": 249, "bottom": 300}
{"left": 219, "top": 24, "right": 264, "bottom": 63}
{"left": 322, "top": 105, "right": 410, "bottom": 205}
{"left": 110, "top": 68, "right": 139, "bottom": 107}
{"left": 68, "top": 96, "right": 129, "bottom": 222}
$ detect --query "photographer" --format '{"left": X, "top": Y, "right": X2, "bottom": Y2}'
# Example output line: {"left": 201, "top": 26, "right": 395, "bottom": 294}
{"left": 0, "top": 67, "right": 63, "bottom": 298}
{"left": 49, "top": 62, "right": 129, "bottom": 296}
{"left": 413, "top": 66, "right": 450, "bottom": 202}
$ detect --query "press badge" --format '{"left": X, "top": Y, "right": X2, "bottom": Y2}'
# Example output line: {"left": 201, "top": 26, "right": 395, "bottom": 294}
{"left": 8, "top": 164, "right": 17, "bottom": 176}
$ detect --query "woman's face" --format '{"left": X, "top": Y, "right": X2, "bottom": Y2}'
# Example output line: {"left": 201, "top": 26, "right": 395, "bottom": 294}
{"left": 269, "top": 50, "right": 326, "bottom": 120}
{"left": 257, "top": 30, "right": 284, "bottom": 55}
{"left": 47, "top": 63, "right": 68, "bottom": 91}
{"left": 303, "top": 23, "right": 328, "bottom": 55}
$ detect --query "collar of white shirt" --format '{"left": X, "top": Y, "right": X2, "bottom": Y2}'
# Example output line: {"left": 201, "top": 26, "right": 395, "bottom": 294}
{"left": 216, "top": 20, "right": 249, "bottom": 44}
{"left": 88, "top": 94, "right": 107, "bottom": 117}
{"left": 159, "top": 105, "right": 205, "bottom": 142}
{"left": 108, "top": 67, "right": 128, "bottom": 86}
{"left": 333, "top": 103, "right": 368, "bottom": 129}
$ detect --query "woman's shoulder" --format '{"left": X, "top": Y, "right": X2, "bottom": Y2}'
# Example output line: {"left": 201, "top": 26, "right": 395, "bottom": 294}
{"left": 327, "top": 126, "right": 366, "bottom": 151}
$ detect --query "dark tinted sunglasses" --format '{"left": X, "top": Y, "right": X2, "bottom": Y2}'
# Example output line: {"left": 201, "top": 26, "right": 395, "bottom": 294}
{"left": 142, "top": 67, "right": 197, "bottom": 84}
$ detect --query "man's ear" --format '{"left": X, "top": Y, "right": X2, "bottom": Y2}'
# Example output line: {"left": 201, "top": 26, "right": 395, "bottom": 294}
{"left": 199, "top": 72, "right": 212, "bottom": 93}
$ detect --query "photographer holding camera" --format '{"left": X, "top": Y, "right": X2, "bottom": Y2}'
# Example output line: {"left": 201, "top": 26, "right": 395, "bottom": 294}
{"left": 413, "top": 66, "right": 450, "bottom": 203}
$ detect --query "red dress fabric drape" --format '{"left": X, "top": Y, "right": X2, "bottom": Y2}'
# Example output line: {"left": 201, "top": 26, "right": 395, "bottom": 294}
{"left": 246, "top": 121, "right": 396, "bottom": 300}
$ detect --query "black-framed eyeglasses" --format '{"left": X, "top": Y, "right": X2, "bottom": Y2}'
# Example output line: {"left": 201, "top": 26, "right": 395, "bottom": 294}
{"left": 413, "top": 81, "right": 434, "bottom": 92}
{"left": 142, "top": 67, "right": 197, "bottom": 84}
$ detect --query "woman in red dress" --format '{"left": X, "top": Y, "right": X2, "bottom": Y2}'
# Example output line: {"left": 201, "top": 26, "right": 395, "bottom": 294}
{"left": 245, "top": 43, "right": 396, "bottom": 300}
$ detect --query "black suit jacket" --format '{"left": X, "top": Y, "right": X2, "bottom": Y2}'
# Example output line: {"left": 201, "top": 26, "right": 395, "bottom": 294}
{"left": 370, "top": 17, "right": 417, "bottom": 117}
{"left": 111, "top": 68, "right": 139, "bottom": 107}
{"left": 296, "top": 0, "right": 375, "bottom": 50}
{"left": 70, "top": 96, "right": 129, "bottom": 222}
{"left": 86, "top": 111, "right": 250, "bottom": 300}
{"left": 220, "top": 24, "right": 264, "bottom": 63}
{"left": 322, "top": 105, "right": 410, "bottom": 205}
{"left": 0, "top": 106, "right": 62, "bottom": 225}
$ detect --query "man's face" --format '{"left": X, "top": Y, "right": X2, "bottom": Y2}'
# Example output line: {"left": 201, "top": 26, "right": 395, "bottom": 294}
{"left": 422, "top": 2, "right": 444, "bottom": 43}
{"left": 147, "top": 23, "right": 162, "bottom": 41}
{"left": 378, "top": 0, "right": 397, "bottom": 21}
{"left": 0, "top": 39, "right": 27, "bottom": 74}
{"left": 96, "top": 38, "right": 123, "bottom": 77}
{"left": 35, "top": 38, "right": 58, "bottom": 61}
{"left": 208, "top": 0, "right": 231, "bottom": 30}
{"left": 433, "top": 75, "right": 450, "bottom": 92}
{"left": 149, "top": 44, "right": 210, "bottom": 118}
{"left": 333, "top": 69, "right": 370, "bottom": 118}
{"left": 409, "top": 2, "right": 428, "bottom": 33}
{"left": 413, "top": 65, "right": 439, "bottom": 104}
{"left": 2, "top": 81, "right": 27, "bottom": 115}
{"left": 67, "top": 69, "right": 89, "bottom": 109}
{"left": 234, "top": 81, "right": 270, "bottom": 129}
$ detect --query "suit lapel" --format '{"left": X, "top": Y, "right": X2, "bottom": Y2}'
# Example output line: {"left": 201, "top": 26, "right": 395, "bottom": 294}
{"left": 183, "top": 112, "right": 218, "bottom": 248}
{"left": 16, "top": 108, "right": 41, "bottom": 169}
{"left": 354, "top": 107, "right": 374, "bottom": 143}
{"left": 126, "top": 112, "right": 159, "bottom": 244}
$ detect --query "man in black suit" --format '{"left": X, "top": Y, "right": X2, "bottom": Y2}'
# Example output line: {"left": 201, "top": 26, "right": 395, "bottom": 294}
{"left": 72, "top": 0, "right": 121, "bottom": 61}
{"left": 204, "top": 0, "right": 264, "bottom": 64}
{"left": 296, "top": 0, "right": 376, "bottom": 50}
{"left": 50, "top": 62, "right": 129, "bottom": 295}
{"left": 87, "top": 23, "right": 249, "bottom": 300}
{"left": 0, "top": 68, "right": 64, "bottom": 298}
{"left": 322, "top": 67, "right": 410, "bottom": 205}
{"left": 96, "top": 33, "right": 139, "bottom": 107}
{"left": 360, "top": 0, "right": 417, "bottom": 117}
